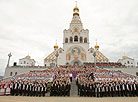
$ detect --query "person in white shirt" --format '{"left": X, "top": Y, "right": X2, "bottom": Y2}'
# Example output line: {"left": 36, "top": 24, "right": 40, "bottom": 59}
{"left": 69, "top": 73, "right": 72, "bottom": 82}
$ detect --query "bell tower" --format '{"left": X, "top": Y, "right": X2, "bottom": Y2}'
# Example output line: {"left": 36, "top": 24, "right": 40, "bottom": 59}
{"left": 62, "top": 2, "right": 90, "bottom": 65}
{"left": 63, "top": 3, "right": 89, "bottom": 49}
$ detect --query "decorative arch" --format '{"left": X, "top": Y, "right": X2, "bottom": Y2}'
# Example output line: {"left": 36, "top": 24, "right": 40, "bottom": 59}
{"left": 70, "top": 60, "right": 82, "bottom": 65}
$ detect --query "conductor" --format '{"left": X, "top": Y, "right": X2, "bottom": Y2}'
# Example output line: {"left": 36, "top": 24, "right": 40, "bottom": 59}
{"left": 88, "top": 72, "right": 94, "bottom": 81}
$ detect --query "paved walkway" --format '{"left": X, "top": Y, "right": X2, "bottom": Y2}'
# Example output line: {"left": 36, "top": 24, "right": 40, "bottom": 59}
{"left": 70, "top": 79, "right": 78, "bottom": 97}
{"left": 1, "top": 80, "right": 138, "bottom": 102}
{"left": 0, "top": 96, "right": 138, "bottom": 102}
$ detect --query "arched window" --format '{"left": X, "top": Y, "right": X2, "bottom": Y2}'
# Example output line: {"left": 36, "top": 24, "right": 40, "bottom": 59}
{"left": 65, "top": 38, "right": 68, "bottom": 43}
{"left": 80, "top": 37, "right": 83, "bottom": 43}
{"left": 84, "top": 38, "right": 87, "bottom": 43}
{"left": 70, "top": 37, "right": 73, "bottom": 43}
{"left": 10, "top": 72, "right": 12, "bottom": 76}
{"left": 15, "top": 72, "right": 17, "bottom": 75}
{"left": 74, "top": 36, "right": 78, "bottom": 42}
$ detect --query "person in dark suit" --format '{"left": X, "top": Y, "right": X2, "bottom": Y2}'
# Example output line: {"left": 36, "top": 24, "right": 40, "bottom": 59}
{"left": 26, "top": 82, "right": 30, "bottom": 96}
{"left": 42, "top": 84, "right": 46, "bottom": 97}
{"left": 111, "top": 83, "right": 114, "bottom": 97}
{"left": 10, "top": 81, "right": 15, "bottom": 96}
{"left": 38, "top": 84, "right": 42, "bottom": 97}
{"left": 89, "top": 84, "right": 93, "bottom": 97}
{"left": 122, "top": 82, "right": 125, "bottom": 97}
{"left": 29, "top": 83, "right": 33, "bottom": 96}
{"left": 31, "top": 83, "right": 34, "bottom": 97}
{"left": 14, "top": 81, "right": 19, "bottom": 96}
{"left": 135, "top": 82, "right": 138, "bottom": 97}
{"left": 20, "top": 81, "right": 24, "bottom": 96}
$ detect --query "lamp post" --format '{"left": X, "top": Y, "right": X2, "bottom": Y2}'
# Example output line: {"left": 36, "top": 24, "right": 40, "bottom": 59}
{"left": 7, "top": 52, "right": 12, "bottom": 67}
{"left": 93, "top": 49, "right": 96, "bottom": 68}
{"left": 55, "top": 51, "right": 59, "bottom": 67}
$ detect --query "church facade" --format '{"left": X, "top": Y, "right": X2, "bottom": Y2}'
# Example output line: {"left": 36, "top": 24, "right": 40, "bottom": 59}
{"left": 117, "top": 54, "right": 135, "bottom": 67}
{"left": 4, "top": 4, "right": 109, "bottom": 79}
{"left": 44, "top": 5, "right": 109, "bottom": 67}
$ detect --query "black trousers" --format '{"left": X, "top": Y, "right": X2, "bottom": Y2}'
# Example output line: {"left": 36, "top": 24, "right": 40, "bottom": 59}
{"left": 70, "top": 77, "right": 72, "bottom": 82}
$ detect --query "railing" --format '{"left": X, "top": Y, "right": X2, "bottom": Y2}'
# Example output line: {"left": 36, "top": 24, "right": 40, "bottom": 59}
{"left": 9, "top": 66, "right": 49, "bottom": 68}
{"left": 1, "top": 72, "right": 31, "bottom": 82}
{"left": 1, "top": 76, "right": 14, "bottom": 82}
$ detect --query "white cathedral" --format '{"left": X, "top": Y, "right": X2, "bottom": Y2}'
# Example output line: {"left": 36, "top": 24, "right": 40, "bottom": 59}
{"left": 44, "top": 5, "right": 109, "bottom": 67}
{"left": 4, "top": 4, "right": 109, "bottom": 79}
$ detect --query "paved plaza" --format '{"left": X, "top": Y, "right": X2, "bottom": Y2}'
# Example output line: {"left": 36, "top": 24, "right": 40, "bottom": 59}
{"left": 0, "top": 96, "right": 138, "bottom": 102}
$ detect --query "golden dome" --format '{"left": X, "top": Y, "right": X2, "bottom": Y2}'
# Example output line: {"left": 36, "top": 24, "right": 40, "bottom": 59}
{"left": 73, "top": 6, "right": 79, "bottom": 11}
{"left": 122, "top": 53, "right": 127, "bottom": 59}
{"left": 26, "top": 55, "right": 31, "bottom": 59}
{"left": 54, "top": 43, "right": 58, "bottom": 49}
{"left": 73, "top": 12, "right": 79, "bottom": 16}
{"left": 95, "top": 42, "right": 99, "bottom": 49}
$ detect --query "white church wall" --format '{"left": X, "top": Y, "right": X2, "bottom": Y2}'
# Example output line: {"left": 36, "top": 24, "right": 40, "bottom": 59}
{"left": 4, "top": 67, "right": 47, "bottom": 79}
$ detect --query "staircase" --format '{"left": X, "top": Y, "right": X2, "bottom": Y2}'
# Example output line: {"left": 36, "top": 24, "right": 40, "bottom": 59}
{"left": 70, "top": 79, "right": 78, "bottom": 97}
{"left": 46, "top": 79, "right": 78, "bottom": 97}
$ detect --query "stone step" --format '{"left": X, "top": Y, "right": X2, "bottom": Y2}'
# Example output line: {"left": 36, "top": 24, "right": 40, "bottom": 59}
{"left": 70, "top": 79, "right": 78, "bottom": 97}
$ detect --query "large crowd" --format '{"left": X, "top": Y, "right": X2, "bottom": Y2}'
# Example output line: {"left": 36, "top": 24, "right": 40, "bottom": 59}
{"left": 0, "top": 65, "right": 138, "bottom": 97}
{"left": 76, "top": 68, "right": 138, "bottom": 97}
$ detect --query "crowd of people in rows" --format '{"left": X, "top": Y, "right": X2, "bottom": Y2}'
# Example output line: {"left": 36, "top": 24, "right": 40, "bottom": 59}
{"left": 0, "top": 68, "right": 55, "bottom": 96}
{"left": 0, "top": 80, "right": 11, "bottom": 95}
{"left": 50, "top": 74, "right": 71, "bottom": 96}
{"left": 76, "top": 67, "right": 138, "bottom": 97}
{"left": 84, "top": 62, "right": 124, "bottom": 68}
{"left": 0, "top": 65, "right": 138, "bottom": 97}
{"left": 10, "top": 80, "right": 48, "bottom": 97}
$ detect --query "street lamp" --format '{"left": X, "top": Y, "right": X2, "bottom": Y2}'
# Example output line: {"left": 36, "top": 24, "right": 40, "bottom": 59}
{"left": 93, "top": 50, "right": 96, "bottom": 68}
{"left": 93, "top": 41, "right": 99, "bottom": 68}
{"left": 55, "top": 51, "right": 59, "bottom": 67}
{"left": 7, "top": 52, "right": 12, "bottom": 67}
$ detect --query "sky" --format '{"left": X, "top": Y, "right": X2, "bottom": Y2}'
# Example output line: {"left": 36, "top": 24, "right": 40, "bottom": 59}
{"left": 0, "top": 0, "right": 138, "bottom": 76}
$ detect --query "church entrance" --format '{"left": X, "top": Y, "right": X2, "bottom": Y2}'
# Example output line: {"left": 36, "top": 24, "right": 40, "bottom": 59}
{"left": 74, "top": 61, "right": 79, "bottom": 65}
{"left": 70, "top": 60, "right": 81, "bottom": 65}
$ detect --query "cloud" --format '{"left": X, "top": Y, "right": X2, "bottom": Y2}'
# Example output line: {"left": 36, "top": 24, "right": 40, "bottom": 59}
{"left": 0, "top": 0, "right": 138, "bottom": 75}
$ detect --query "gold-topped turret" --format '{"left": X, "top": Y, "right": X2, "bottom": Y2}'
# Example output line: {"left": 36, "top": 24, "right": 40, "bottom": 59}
{"left": 73, "top": 6, "right": 79, "bottom": 11}
{"left": 122, "top": 53, "right": 127, "bottom": 59}
{"left": 95, "top": 42, "right": 99, "bottom": 49}
{"left": 73, "top": 1, "right": 79, "bottom": 16}
{"left": 54, "top": 41, "right": 58, "bottom": 50}
{"left": 26, "top": 54, "right": 31, "bottom": 59}
{"left": 54, "top": 43, "right": 58, "bottom": 49}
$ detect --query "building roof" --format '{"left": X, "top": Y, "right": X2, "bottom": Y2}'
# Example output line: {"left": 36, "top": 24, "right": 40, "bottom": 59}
{"left": 88, "top": 48, "right": 109, "bottom": 62}
{"left": 44, "top": 48, "right": 63, "bottom": 62}
{"left": 19, "top": 55, "right": 36, "bottom": 62}
{"left": 45, "top": 47, "right": 109, "bottom": 63}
